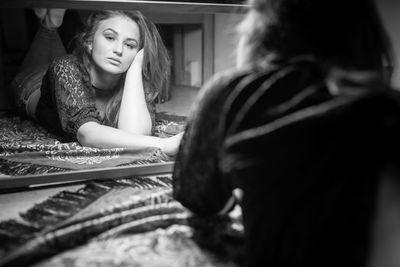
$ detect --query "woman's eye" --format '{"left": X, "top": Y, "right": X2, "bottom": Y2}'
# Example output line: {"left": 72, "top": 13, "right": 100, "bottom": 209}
{"left": 105, "top": 35, "right": 115, "bottom": 41}
{"left": 125, "top": 43, "right": 136, "bottom": 49}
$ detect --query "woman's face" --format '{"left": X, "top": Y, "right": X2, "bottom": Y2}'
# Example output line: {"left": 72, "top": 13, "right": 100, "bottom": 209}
{"left": 90, "top": 15, "right": 140, "bottom": 75}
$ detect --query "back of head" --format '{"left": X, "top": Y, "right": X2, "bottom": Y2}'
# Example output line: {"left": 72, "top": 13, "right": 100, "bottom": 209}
{"left": 224, "top": 87, "right": 400, "bottom": 267}
{"left": 239, "top": 0, "right": 393, "bottom": 77}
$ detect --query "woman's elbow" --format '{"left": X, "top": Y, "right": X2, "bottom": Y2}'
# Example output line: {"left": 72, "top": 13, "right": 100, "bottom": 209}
{"left": 76, "top": 122, "right": 100, "bottom": 147}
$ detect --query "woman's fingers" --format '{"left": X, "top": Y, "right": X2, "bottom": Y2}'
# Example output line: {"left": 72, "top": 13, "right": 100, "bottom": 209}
{"left": 162, "top": 132, "right": 184, "bottom": 156}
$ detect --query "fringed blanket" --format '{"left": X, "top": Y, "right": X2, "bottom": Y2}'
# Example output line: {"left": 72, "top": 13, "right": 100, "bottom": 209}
{"left": 0, "top": 112, "right": 186, "bottom": 176}
{"left": 0, "top": 112, "right": 243, "bottom": 266}
{"left": 0, "top": 177, "right": 244, "bottom": 267}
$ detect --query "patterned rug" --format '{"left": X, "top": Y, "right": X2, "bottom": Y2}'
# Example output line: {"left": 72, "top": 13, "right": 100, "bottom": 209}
{"left": 0, "top": 112, "right": 186, "bottom": 176}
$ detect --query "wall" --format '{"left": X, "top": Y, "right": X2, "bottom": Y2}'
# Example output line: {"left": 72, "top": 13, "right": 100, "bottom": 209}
{"left": 175, "top": 12, "right": 243, "bottom": 87}
{"left": 0, "top": 8, "right": 29, "bottom": 110}
{"left": 213, "top": 6, "right": 400, "bottom": 88}
{"left": 183, "top": 25, "right": 202, "bottom": 87}
{"left": 214, "top": 13, "right": 243, "bottom": 74}
{"left": 376, "top": 0, "right": 400, "bottom": 88}
{"left": 0, "top": 23, "right": 3, "bottom": 109}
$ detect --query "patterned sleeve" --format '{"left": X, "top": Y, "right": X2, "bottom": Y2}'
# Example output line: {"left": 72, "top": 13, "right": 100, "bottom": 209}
{"left": 49, "top": 56, "right": 102, "bottom": 138}
{"left": 172, "top": 70, "right": 250, "bottom": 216}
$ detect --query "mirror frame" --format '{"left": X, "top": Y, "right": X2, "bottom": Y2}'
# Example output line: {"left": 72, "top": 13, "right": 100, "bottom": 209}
{"left": 0, "top": 0, "right": 248, "bottom": 190}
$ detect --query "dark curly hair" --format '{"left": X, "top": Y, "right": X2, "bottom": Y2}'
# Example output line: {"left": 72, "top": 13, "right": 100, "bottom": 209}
{"left": 238, "top": 0, "right": 393, "bottom": 79}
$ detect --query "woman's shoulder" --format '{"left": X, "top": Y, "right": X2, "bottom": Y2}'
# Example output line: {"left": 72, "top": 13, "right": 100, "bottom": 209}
{"left": 205, "top": 65, "right": 263, "bottom": 88}
{"left": 197, "top": 65, "right": 264, "bottom": 100}
{"left": 50, "top": 54, "right": 82, "bottom": 73}
{"left": 47, "top": 54, "right": 90, "bottom": 87}
{"left": 201, "top": 58, "right": 315, "bottom": 93}
{"left": 187, "top": 65, "right": 271, "bottom": 122}
{"left": 195, "top": 58, "right": 324, "bottom": 111}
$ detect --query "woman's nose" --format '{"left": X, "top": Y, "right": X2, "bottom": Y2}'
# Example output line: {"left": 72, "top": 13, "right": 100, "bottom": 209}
{"left": 113, "top": 42, "right": 123, "bottom": 56}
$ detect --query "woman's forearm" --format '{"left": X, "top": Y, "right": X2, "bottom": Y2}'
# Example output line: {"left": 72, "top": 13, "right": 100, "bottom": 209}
{"left": 118, "top": 61, "right": 152, "bottom": 135}
{"left": 77, "top": 121, "right": 162, "bottom": 150}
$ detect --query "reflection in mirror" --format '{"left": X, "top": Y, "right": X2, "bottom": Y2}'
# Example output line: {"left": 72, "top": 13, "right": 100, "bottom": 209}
{"left": 156, "top": 12, "right": 243, "bottom": 116}
{"left": 0, "top": 6, "right": 244, "bottom": 182}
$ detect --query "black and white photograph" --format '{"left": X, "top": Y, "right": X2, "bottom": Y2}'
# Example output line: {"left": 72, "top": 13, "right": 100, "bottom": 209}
{"left": 0, "top": 0, "right": 400, "bottom": 266}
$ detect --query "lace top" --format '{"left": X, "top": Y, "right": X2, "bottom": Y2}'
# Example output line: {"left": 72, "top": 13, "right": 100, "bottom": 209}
{"left": 36, "top": 54, "right": 155, "bottom": 141}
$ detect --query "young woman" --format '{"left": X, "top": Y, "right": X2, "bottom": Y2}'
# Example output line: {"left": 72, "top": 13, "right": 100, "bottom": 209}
{"left": 173, "top": 0, "right": 400, "bottom": 266}
{"left": 11, "top": 9, "right": 183, "bottom": 156}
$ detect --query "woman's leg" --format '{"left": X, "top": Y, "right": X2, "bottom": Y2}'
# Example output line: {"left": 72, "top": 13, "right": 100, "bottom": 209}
{"left": 19, "top": 9, "right": 66, "bottom": 71}
{"left": 11, "top": 9, "right": 66, "bottom": 119}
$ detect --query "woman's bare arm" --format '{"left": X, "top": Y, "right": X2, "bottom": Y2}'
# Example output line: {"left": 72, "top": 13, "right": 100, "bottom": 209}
{"left": 118, "top": 49, "right": 152, "bottom": 135}
{"left": 77, "top": 121, "right": 183, "bottom": 156}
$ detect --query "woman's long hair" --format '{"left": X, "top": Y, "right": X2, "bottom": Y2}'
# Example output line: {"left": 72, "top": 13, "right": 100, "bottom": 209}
{"left": 238, "top": 0, "right": 394, "bottom": 80}
{"left": 73, "top": 10, "right": 171, "bottom": 126}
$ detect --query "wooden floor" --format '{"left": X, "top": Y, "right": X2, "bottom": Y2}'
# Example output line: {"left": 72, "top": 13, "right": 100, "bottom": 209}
{"left": 157, "top": 85, "right": 199, "bottom": 117}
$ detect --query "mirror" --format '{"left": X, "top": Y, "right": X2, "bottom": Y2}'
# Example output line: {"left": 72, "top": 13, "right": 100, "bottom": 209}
{"left": 0, "top": 1, "right": 246, "bottom": 189}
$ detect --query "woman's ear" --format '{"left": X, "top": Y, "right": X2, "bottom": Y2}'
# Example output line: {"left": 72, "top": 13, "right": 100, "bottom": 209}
{"left": 85, "top": 41, "right": 93, "bottom": 53}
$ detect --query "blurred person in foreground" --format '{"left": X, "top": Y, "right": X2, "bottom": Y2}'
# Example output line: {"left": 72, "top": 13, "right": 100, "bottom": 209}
{"left": 173, "top": 0, "right": 400, "bottom": 266}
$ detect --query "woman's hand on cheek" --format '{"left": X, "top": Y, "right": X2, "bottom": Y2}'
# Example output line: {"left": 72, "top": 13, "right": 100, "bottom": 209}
{"left": 127, "top": 49, "right": 144, "bottom": 76}
{"left": 132, "top": 49, "right": 144, "bottom": 68}
{"left": 161, "top": 132, "right": 184, "bottom": 157}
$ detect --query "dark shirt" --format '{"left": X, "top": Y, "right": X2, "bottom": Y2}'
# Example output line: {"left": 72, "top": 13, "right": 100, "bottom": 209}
{"left": 36, "top": 55, "right": 102, "bottom": 141}
{"left": 173, "top": 58, "right": 331, "bottom": 214}
{"left": 173, "top": 58, "right": 400, "bottom": 266}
